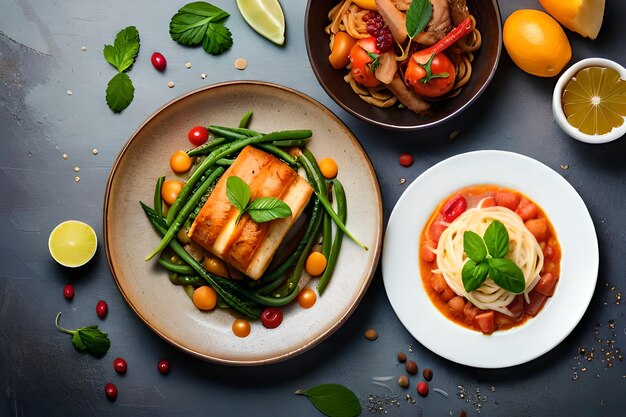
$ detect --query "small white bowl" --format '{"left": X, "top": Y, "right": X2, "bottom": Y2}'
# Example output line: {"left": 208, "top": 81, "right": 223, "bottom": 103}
{"left": 552, "top": 57, "right": 626, "bottom": 144}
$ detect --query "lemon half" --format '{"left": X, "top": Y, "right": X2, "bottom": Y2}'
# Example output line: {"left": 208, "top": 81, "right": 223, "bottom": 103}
{"left": 236, "top": 0, "right": 285, "bottom": 46}
{"left": 48, "top": 220, "right": 97, "bottom": 267}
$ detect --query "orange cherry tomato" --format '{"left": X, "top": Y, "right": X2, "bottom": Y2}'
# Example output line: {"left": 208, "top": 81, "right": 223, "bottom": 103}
{"left": 192, "top": 286, "right": 218, "bottom": 311}
{"left": 232, "top": 319, "right": 251, "bottom": 338}
{"left": 169, "top": 150, "right": 192, "bottom": 174}
{"left": 161, "top": 180, "right": 184, "bottom": 205}
{"left": 404, "top": 52, "right": 456, "bottom": 98}
{"left": 298, "top": 288, "right": 317, "bottom": 309}
{"left": 305, "top": 252, "right": 327, "bottom": 276}
{"left": 329, "top": 32, "right": 357, "bottom": 70}
{"left": 349, "top": 37, "right": 381, "bottom": 88}
{"left": 318, "top": 157, "right": 338, "bottom": 179}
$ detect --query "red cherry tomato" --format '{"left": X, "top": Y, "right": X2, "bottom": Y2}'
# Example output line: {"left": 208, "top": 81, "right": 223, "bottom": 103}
{"left": 261, "top": 307, "right": 283, "bottom": 329}
{"left": 151, "top": 52, "right": 167, "bottom": 72}
{"left": 399, "top": 153, "right": 413, "bottom": 167}
{"left": 187, "top": 126, "right": 209, "bottom": 147}
{"left": 349, "top": 37, "right": 381, "bottom": 88}
{"left": 96, "top": 300, "right": 108, "bottom": 319}
{"left": 113, "top": 357, "right": 127, "bottom": 374}
{"left": 105, "top": 383, "right": 118, "bottom": 401}
{"left": 157, "top": 358, "right": 170, "bottom": 375}
{"left": 63, "top": 284, "right": 74, "bottom": 300}
{"left": 404, "top": 52, "right": 456, "bottom": 98}
{"left": 440, "top": 194, "right": 467, "bottom": 223}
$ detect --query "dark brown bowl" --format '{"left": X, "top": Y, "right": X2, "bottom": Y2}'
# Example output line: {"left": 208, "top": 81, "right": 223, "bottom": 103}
{"left": 305, "top": 0, "right": 502, "bottom": 130}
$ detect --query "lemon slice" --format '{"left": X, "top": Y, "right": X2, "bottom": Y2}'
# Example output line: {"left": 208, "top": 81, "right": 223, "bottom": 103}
{"left": 236, "top": 0, "right": 285, "bottom": 45}
{"left": 562, "top": 66, "right": 626, "bottom": 135}
{"left": 48, "top": 220, "right": 97, "bottom": 267}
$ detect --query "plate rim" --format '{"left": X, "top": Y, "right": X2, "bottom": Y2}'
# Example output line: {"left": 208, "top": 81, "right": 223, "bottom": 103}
{"left": 103, "top": 80, "right": 383, "bottom": 365}
{"left": 381, "top": 149, "right": 599, "bottom": 368}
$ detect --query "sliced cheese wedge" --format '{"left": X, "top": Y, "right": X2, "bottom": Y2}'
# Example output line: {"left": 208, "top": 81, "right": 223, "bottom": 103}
{"left": 188, "top": 146, "right": 313, "bottom": 279}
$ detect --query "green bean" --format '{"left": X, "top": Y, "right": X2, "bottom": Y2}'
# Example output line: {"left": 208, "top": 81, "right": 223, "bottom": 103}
{"left": 142, "top": 202, "right": 262, "bottom": 319}
{"left": 207, "top": 126, "right": 251, "bottom": 141}
{"left": 146, "top": 167, "right": 225, "bottom": 260}
{"left": 272, "top": 139, "right": 310, "bottom": 147}
{"left": 212, "top": 125, "right": 261, "bottom": 137}
{"left": 187, "top": 137, "right": 229, "bottom": 157}
{"left": 158, "top": 257, "right": 194, "bottom": 274}
{"left": 154, "top": 176, "right": 165, "bottom": 218}
{"left": 168, "top": 273, "right": 204, "bottom": 286}
{"left": 317, "top": 179, "right": 347, "bottom": 294}
{"left": 255, "top": 143, "right": 298, "bottom": 167}
{"left": 215, "top": 158, "right": 234, "bottom": 166}
{"left": 238, "top": 111, "right": 254, "bottom": 128}
{"left": 299, "top": 150, "right": 367, "bottom": 251}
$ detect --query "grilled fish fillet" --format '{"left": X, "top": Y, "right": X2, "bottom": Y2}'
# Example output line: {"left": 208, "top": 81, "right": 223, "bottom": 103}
{"left": 188, "top": 146, "right": 313, "bottom": 279}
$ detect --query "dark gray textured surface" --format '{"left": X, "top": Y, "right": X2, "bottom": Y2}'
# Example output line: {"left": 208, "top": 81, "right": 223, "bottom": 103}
{"left": 1, "top": 1, "right": 624, "bottom": 416}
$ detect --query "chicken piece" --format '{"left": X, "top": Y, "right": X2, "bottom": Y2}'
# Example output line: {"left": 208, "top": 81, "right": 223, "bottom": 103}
{"left": 387, "top": 74, "right": 430, "bottom": 113}
{"left": 375, "top": 51, "right": 398, "bottom": 84}
{"left": 188, "top": 146, "right": 313, "bottom": 279}
{"left": 375, "top": 0, "right": 408, "bottom": 44}
{"left": 414, "top": 0, "right": 453, "bottom": 46}
{"left": 448, "top": 0, "right": 470, "bottom": 25}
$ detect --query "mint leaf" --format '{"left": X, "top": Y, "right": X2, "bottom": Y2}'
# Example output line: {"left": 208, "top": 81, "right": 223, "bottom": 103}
{"left": 487, "top": 257, "right": 525, "bottom": 293}
{"left": 484, "top": 220, "right": 509, "bottom": 258}
{"left": 463, "top": 230, "right": 487, "bottom": 262}
{"left": 55, "top": 312, "right": 111, "bottom": 358}
{"left": 103, "top": 26, "right": 140, "bottom": 73}
{"left": 203, "top": 22, "right": 233, "bottom": 55}
{"left": 247, "top": 197, "right": 292, "bottom": 223}
{"left": 406, "top": 0, "right": 433, "bottom": 39}
{"left": 106, "top": 72, "right": 135, "bottom": 113}
{"left": 296, "top": 383, "right": 361, "bottom": 417}
{"left": 169, "top": 2, "right": 233, "bottom": 55}
{"left": 226, "top": 176, "right": 250, "bottom": 224}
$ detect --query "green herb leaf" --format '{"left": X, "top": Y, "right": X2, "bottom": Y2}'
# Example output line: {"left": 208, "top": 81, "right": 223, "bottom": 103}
{"left": 463, "top": 230, "right": 487, "bottom": 262}
{"left": 169, "top": 2, "right": 233, "bottom": 55}
{"left": 247, "top": 197, "right": 292, "bottom": 223}
{"left": 487, "top": 257, "right": 525, "bottom": 293}
{"left": 461, "top": 259, "right": 490, "bottom": 293}
{"left": 296, "top": 383, "right": 361, "bottom": 417}
{"left": 103, "top": 26, "right": 140, "bottom": 72}
{"left": 55, "top": 312, "right": 111, "bottom": 358}
{"left": 365, "top": 50, "right": 380, "bottom": 73}
{"left": 226, "top": 176, "right": 250, "bottom": 224}
{"left": 406, "top": 0, "right": 433, "bottom": 39}
{"left": 483, "top": 220, "right": 509, "bottom": 258}
{"left": 106, "top": 72, "right": 135, "bottom": 113}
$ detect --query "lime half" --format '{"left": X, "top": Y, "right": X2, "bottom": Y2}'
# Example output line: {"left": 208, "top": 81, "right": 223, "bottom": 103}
{"left": 562, "top": 66, "right": 626, "bottom": 135}
{"left": 48, "top": 220, "right": 97, "bottom": 267}
{"left": 236, "top": 0, "right": 285, "bottom": 45}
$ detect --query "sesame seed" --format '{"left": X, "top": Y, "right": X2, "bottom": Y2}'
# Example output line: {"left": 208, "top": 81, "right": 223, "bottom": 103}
{"left": 62, "top": 153, "right": 68, "bottom": 160}
{"left": 74, "top": 176, "right": 80, "bottom": 182}
{"left": 234, "top": 58, "right": 248, "bottom": 70}
{"left": 66, "top": 90, "right": 73, "bottom": 96}
{"left": 200, "top": 73, "right": 207, "bottom": 79}
{"left": 185, "top": 62, "right": 192, "bottom": 69}
{"left": 92, "top": 149, "right": 99, "bottom": 155}
{"left": 81, "top": 46, "right": 87, "bottom": 52}
{"left": 74, "top": 167, "right": 80, "bottom": 172}
{"left": 167, "top": 81, "right": 175, "bottom": 88}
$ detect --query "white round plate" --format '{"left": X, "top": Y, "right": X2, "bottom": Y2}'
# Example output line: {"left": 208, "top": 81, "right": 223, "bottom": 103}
{"left": 104, "top": 81, "right": 382, "bottom": 365}
{"left": 382, "top": 150, "right": 598, "bottom": 368}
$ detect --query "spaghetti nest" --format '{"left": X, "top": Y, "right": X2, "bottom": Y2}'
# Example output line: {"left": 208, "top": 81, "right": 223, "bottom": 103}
{"left": 326, "top": 0, "right": 482, "bottom": 110}
{"left": 434, "top": 207, "right": 544, "bottom": 316}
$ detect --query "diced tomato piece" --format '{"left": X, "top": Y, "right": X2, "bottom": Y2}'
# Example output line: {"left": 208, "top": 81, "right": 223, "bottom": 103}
{"left": 448, "top": 296, "right": 466, "bottom": 314}
{"left": 507, "top": 294, "right": 525, "bottom": 319}
{"left": 428, "top": 220, "right": 447, "bottom": 244}
{"left": 474, "top": 311, "right": 495, "bottom": 334}
{"left": 525, "top": 218, "right": 548, "bottom": 241}
{"left": 463, "top": 302, "right": 480, "bottom": 325}
{"left": 534, "top": 273, "right": 558, "bottom": 297}
{"left": 494, "top": 191, "right": 520, "bottom": 211}
{"left": 516, "top": 199, "right": 539, "bottom": 221}
{"left": 440, "top": 287, "right": 456, "bottom": 302}
{"left": 430, "top": 273, "right": 450, "bottom": 294}
{"left": 524, "top": 291, "right": 547, "bottom": 316}
{"left": 420, "top": 241, "right": 437, "bottom": 263}
{"left": 547, "top": 237, "right": 561, "bottom": 261}
{"left": 479, "top": 196, "right": 496, "bottom": 208}
{"left": 440, "top": 194, "right": 467, "bottom": 222}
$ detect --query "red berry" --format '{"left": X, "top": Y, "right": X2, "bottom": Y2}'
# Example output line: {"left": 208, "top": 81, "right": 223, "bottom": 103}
{"left": 96, "top": 300, "right": 108, "bottom": 319}
{"left": 157, "top": 358, "right": 170, "bottom": 375}
{"left": 63, "top": 284, "right": 74, "bottom": 300}
{"left": 105, "top": 383, "right": 118, "bottom": 401}
{"left": 113, "top": 357, "right": 127, "bottom": 374}
{"left": 365, "top": 11, "right": 394, "bottom": 52}
{"left": 260, "top": 307, "right": 283, "bottom": 329}
{"left": 151, "top": 52, "right": 167, "bottom": 72}
{"left": 417, "top": 381, "right": 429, "bottom": 397}
{"left": 399, "top": 153, "right": 414, "bottom": 167}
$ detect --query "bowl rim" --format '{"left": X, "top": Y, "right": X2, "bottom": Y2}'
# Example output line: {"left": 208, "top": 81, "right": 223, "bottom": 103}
{"left": 304, "top": 0, "right": 503, "bottom": 131}
{"left": 552, "top": 57, "right": 626, "bottom": 144}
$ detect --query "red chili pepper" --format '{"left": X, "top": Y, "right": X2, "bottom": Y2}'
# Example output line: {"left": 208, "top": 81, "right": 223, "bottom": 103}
{"left": 440, "top": 194, "right": 467, "bottom": 223}
{"left": 422, "top": 17, "right": 474, "bottom": 56}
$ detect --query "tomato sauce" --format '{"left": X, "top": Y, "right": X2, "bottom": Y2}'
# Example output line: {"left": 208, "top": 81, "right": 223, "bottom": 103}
{"left": 419, "top": 185, "right": 562, "bottom": 334}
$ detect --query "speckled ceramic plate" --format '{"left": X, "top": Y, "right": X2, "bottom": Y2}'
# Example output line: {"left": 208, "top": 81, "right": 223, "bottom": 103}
{"left": 104, "top": 81, "right": 382, "bottom": 365}
{"left": 382, "top": 151, "right": 598, "bottom": 368}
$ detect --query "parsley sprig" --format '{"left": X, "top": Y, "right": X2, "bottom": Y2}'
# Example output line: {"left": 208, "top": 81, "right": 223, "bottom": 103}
{"left": 169, "top": 2, "right": 233, "bottom": 55}
{"left": 103, "top": 26, "right": 140, "bottom": 113}
{"left": 55, "top": 312, "right": 111, "bottom": 357}
{"left": 462, "top": 220, "right": 525, "bottom": 294}
{"left": 226, "top": 176, "right": 292, "bottom": 224}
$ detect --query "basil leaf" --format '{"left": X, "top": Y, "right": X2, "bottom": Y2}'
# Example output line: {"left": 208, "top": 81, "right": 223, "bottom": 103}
{"left": 226, "top": 176, "right": 250, "bottom": 223}
{"left": 463, "top": 230, "right": 487, "bottom": 262}
{"left": 406, "top": 0, "right": 433, "bottom": 39}
{"left": 103, "top": 26, "right": 140, "bottom": 72}
{"left": 203, "top": 22, "right": 233, "bottom": 55}
{"left": 105, "top": 72, "right": 135, "bottom": 113}
{"left": 462, "top": 259, "right": 488, "bottom": 292}
{"left": 246, "top": 197, "right": 292, "bottom": 223}
{"left": 487, "top": 257, "right": 525, "bottom": 293}
{"left": 76, "top": 327, "right": 111, "bottom": 357}
{"left": 484, "top": 220, "right": 509, "bottom": 258}
{"left": 296, "top": 383, "right": 361, "bottom": 417}
{"left": 169, "top": 2, "right": 233, "bottom": 55}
